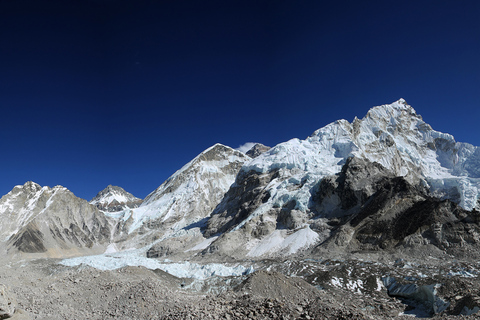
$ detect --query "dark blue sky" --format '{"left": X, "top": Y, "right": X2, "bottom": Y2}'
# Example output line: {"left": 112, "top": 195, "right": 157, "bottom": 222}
{"left": 1, "top": 0, "right": 479, "bottom": 200}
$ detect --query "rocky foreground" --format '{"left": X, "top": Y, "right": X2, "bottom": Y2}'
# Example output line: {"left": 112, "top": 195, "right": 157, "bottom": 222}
{"left": 2, "top": 250, "right": 480, "bottom": 319}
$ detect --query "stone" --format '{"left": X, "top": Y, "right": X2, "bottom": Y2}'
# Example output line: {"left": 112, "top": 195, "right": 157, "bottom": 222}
{"left": 0, "top": 284, "right": 16, "bottom": 319}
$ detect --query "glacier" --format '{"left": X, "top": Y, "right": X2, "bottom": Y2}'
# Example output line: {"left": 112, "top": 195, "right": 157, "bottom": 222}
{"left": 60, "top": 248, "right": 254, "bottom": 280}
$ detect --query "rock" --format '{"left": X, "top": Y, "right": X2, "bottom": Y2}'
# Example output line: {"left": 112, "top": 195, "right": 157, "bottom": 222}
{"left": 0, "top": 284, "right": 16, "bottom": 319}
{"left": 246, "top": 143, "right": 271, "bottom": 158}
{"left": 452, "top": 294, "right": 480, "bottom": 316}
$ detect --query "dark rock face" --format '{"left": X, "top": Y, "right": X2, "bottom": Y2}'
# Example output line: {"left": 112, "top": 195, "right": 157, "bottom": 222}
{"left": 302, "top": 156, "right": 480, "bottom": 256}
{"left": 9, "top": 223, "right": 47, "bottom": 253}
{"left": 203, "top": 169, "right": 276, "bottom": 238}
{"left": 310, "top": 156, "right": 395, "bottom": 218}
{"left": 347, "top": 183, "right": 477, "bottom": 252}
{"left": 246, "top": 143, "right": 271, "bottom": 158}
{"left": 146, "top": 244, "right": 172, "bottom": 258}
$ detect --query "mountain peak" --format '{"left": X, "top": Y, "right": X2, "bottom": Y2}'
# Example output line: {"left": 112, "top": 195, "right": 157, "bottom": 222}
{"left": 365, "top": 99, "right": 419, "bottom": 122}
{"left": 246, "top": 143, "right": 271, "bottom": 158}
{"left": 19, "top": 181, "right": 43, "bottom": 193}
{"left": 90, "top": 185, "right": 142, "bottom": 212}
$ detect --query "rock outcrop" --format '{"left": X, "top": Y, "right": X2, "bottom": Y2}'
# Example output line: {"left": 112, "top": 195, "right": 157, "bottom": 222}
{"left": 0, "top": 284, "right": 16, "bottom": 319}
{"left": 245, "top": 143, "right": 270, "bottom": 158}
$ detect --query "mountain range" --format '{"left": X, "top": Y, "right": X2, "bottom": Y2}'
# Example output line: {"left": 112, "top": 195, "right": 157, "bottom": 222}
{"left": 1, "top": 99, "right": 479, "bottom": 261}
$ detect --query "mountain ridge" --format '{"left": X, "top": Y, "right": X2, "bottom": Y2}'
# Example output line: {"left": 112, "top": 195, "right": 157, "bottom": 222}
{"left": 0, "top": 99, "right": 479, "bottom": 260}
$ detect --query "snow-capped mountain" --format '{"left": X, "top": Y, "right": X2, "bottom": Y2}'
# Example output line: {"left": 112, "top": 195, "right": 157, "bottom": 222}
{"left": 90, "top": 185, "right": 142, "bottom": 213}
{"left": 200, "top": 99, "right": 480, "bottom": 258}
{"left": 1, "top": 99, "right": 479, "bottom": 262}
{"left": 242, "top": 99, "right": 478, "bottom": 211}
{"left": 6, "top": 99, "right": 480, "bottom": 320}
{"left": 109, "top": 143, "right": 250, "bottom": 251}
{"left": 0, "top": 182, "right": 112, "bottom": 257}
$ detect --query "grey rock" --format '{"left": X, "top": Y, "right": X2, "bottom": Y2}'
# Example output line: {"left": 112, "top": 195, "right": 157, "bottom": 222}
{"left": 0, "top": 284, "right": 16, "bottom": 319}
{"left": 0, "top": 182, "right": 112, "bottom": 256}
{"left": 246, "top": 143, "right": 270, "bottom": 158}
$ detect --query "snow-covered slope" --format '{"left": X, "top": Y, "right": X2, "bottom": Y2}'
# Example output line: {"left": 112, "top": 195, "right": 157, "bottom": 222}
{"left": 1, "top": 99, "right": 479, "bottom": 264}
{"left": 90, "top": 185, "right": 142, "bottom": 213}
{"left": 109, "top": 144, "right": 250, "bottom": 250}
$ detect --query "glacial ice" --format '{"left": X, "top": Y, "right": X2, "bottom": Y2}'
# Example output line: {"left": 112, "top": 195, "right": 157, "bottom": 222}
{"left": 382, "top": 276, "right": 449, "bottom": 315}
{"left": 60, "top": 248, "right": 254, "bottom": 280}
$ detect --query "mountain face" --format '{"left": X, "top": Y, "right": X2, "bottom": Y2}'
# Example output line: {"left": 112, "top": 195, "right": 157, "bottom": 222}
{"left": 90, "top": 185, "right": 142, "bottom": 213}
{"left": 0, "top": 99, "right": 479, "bottom": 262}
{"left": 0, "top": 182, "right": 112, "bottom": 257}
{"left": 109, "top": 143, "right": 251, "bottom": 250}
{"left": 200, "top": 99, "right": 480, "bottom": 258}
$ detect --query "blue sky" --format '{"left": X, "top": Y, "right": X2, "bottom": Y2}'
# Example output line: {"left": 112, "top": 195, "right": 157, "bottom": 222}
{"left": 0, "top": 0, "right": 479, "bottom": 200}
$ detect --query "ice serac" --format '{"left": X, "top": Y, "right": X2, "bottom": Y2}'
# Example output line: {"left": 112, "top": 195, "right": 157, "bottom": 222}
{"left": 0, "top": 182, "right": 112, "bottom": 257}
{"left": 202, "top": 99, "right": 480, "bottom": 258}
{"left": 112, "top": 143, "right": 250, "bottom": 250}
{"left": 90, "top": 185, "right": 142, "bottom": 213}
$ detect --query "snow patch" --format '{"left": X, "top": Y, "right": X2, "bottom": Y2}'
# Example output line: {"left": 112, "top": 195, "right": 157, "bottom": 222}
{"left": 185, "top": 236, "right": 219, "bottom": 252}
{"left": 247, "top": 226, "right": 319, "bottom": 257}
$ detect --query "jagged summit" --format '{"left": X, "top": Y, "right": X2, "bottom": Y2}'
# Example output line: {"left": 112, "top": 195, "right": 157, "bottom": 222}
{"left": 0, "top": 182, "right": 111, "bottom": 255}
{"left": 109, "top": 143, "right": 250, "bottom": 249}
{"left": 90, "top": 185, "right": 142, "bottom": 213}
{"left": 200, "top": 99, "right": 480, "bottom": 259}
{"left": 243, "top": 99, "right": 479, "bottom": 210}
{"left": 0, "top": 99, "right": 479, "bottom": 262}
{"left": 246, "top": 143, "right": 271, "bottom": 158}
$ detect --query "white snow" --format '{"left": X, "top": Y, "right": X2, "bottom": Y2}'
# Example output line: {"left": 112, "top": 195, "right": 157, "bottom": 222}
{"left": 90, "top": 186, "right": 141, "bottom": 210}
{"left": 185, "top": 236, "right": 219, "bottom": 252}
{"left": 247, "top": 226, "right": 319, "bottom": 257}
{"left": 104, "top": 243, "right": 119, "bottom": 254}
{"left": 0, "top": 182, "right": 66, "bottom": 241}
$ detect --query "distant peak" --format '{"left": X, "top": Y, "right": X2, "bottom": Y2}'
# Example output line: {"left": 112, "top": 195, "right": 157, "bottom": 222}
{"left": 90, "top": 185, "right": 142, "bottom": 212}
{"left": 246, "top": 143, "right": 271, "bottom": 158}
{"left": 20, "top": 181, "right": 42, "bottom": 192}
{"left": 199, "top": 143, "right": 246, "bottom": 159}
{"left": 92, "top": 185, "right": 137, "bottom": 199}
{"left": 365, "top": 99, "right": 419, "bottom": 121}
